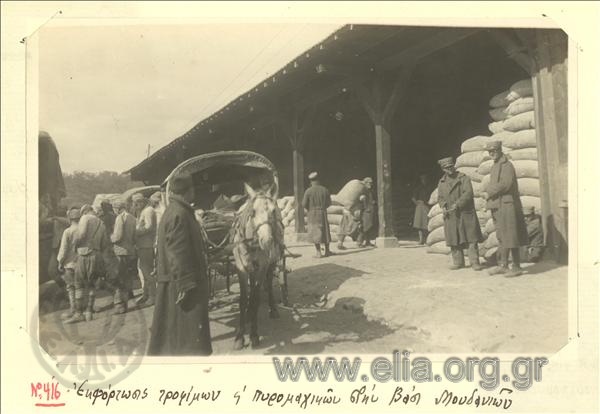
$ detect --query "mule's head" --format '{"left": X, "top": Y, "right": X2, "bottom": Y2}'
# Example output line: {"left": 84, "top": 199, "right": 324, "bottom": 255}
{"left": 244, "top": 182, "right": 279, "bottom": 259}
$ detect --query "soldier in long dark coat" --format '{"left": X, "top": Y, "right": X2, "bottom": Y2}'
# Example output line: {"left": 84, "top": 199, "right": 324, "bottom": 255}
{"left": 302, "top": 172, "right": 333, "bottom": 258}
{"left": 436, "top": 157, "right": 484, "bottom": 271}
{"left": 148, "top": 173, "right": 212, "bottom": 356}
{"left": 484, "top": 140, "right": 528, "bottom": 277}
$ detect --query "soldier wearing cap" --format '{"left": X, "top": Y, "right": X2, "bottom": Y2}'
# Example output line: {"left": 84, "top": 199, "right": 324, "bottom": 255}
{"left": 110, "top": 198, "right": 137, "bottom": 314}
{"left": 57, "top": 207, "right": 81, "bottom": 320}
{"left": 484, "top": 140, "right": 528, "bottom": 277}
{"left": 436, "top": 156, "right": 484, "bottom": 271}
{"left": 302, "top": 171, "right": 333, "bottom": 258}
{"left": 520, "top": 205, "right": 544, "bottom": 263}
{"left": 68, "top": 203, "right": 112, "bottom": 323}
{"left": 134, "top": 194, "right": 157, "bottom": 306}
{"left": 358, "top": 177, "right": 377, "bottom": 247}
{"left": 148, "top": 173, "right": 212, "bottom": 356}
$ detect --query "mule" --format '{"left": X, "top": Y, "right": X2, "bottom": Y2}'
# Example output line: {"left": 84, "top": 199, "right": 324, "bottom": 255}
{"left": 232, "top": 183, "right": 284, "bottom": 350}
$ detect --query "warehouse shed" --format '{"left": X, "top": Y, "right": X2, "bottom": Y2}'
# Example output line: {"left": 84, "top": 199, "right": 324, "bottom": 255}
{"left": 126, "top": 25, "right": 568, "bottom": 262}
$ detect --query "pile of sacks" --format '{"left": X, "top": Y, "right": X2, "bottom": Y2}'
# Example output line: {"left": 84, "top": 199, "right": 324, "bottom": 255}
{"left": 426, "top": 190, "right": 448, "bottom": 254}
{"left": 479, "top": 78, "right": 541, "bottom": 262}
{"left": 278, "top": 196, "right": 297, "bottom": 228}
{"left": 426, "top": 78, "right": 541, "bottom": 261}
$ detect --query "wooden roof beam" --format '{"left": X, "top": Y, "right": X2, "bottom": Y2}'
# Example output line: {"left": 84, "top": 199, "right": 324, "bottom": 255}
{"left": 487, "top": 29, "right": 534, "bottom": 74}
{"left": 292, "top": 78, "right": 353, "bottom": 111}
{"left": 376, "top": 28, "right": 480, "bottom": 70}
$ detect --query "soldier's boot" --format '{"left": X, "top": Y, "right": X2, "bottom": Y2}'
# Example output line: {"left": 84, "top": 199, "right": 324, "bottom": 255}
{"left": 145, "top": 277, "right": 156, "bottom": 307}
{"left": 61, "top": 289, "right": 76, "bottom": 320}
{"left": 471, "top": 262, "right": 484, "bottom": 271}
{"left": 64, "top": 298, "right": 85, "bottom": 324}
{"left": 356, "top": 233, "right": 365, "bottom": 248}
{"left": 488, "top": 266, "right": 509, "bottom": 276}
{"left": 490, "top": 247, "right": 510, "bottom": 275}
{"left": 418, "top": 230, "right": 426, "bottom": 245}
{"left": 113, "top": 288, "right": 128, "bottom": 315}
{"left": 314, "top": 244, "right": 322, "bottom": 258}
{"left": 469, "top": 243, "right": 484, "bottom": 271}
{"left": 506, "top": 250, "right": 524, "bottom": 277}
{"left": 449, "top": 248, "right": 465, "bottom": 270}
{"left": 84, "top": 292, "right": 95, "bottom": 322}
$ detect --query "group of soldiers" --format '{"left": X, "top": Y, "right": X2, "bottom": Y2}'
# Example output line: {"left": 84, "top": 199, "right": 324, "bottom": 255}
{"left": 434, "top": 140, "right": 543, "bottom": 276}
{"left": 56, "top": 191, "right": 163, "bottom": 323}
{"left": 301, "top": 172, "right": 378, "bottom": 258}
{"left": 300, "top": 140, "right": 544, "bottom": 277}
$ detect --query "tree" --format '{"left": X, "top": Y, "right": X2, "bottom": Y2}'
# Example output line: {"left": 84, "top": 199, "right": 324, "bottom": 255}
{"left": 61, "top": 171, "right": 145, "bottom": 209}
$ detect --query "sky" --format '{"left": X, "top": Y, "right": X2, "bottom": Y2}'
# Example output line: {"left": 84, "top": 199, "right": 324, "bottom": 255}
{"left": 38, "top": 23, "right": 341, "bottom": 173}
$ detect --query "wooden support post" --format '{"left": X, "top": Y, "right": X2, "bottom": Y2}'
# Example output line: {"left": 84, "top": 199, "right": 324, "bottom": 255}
{"left": 374, "top": 123, "right": 394, "bottom": 241}
{"left": 529, "top": 29, "right": 569, "bottom": 263}
{"left": 354, "top": 66, "right": 413, "bottom": 247}
{"left": 278, "top": 105, "right": 316, "bottom": 238}
{"left": 292, "top": 146, "right": 305, "bottom": 234}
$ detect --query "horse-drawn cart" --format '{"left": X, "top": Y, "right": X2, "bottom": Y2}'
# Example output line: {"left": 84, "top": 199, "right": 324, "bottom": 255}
{"left": 163, "top": 151, "right": 297, "bottom": 308}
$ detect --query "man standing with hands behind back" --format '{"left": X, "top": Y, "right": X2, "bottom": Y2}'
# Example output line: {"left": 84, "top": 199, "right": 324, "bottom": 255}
{"left": 148, "top": 173, "right": 212, "bottom": 356}
{"left": 436, "top": 157, "right": 484, "bottom": 271}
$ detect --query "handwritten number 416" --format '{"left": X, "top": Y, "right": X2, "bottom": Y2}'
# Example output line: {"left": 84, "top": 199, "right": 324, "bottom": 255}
{"left": 31, "top": 379, "right": 61, "bottom": 401}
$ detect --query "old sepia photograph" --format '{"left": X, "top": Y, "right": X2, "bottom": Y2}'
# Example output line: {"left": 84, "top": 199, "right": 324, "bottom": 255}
{"left": 37, "top": 22, "right": 569, "bottom": 359}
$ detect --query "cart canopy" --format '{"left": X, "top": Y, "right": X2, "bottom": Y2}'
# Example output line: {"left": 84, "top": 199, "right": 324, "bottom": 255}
{"left": 163, "top": 151, "right": 278, "bottom": 208}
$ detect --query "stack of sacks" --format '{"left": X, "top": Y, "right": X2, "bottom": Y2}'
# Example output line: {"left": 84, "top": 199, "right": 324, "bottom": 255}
{"left": 480, "top": 78, "right": 540, "bottom": 262}
{"left": 458, "top": 135, "right": 493, "bottom": 233}
{"left": 278, "top": 196, "right": 296, "bottom": 227}
{"left": 426, "top": 194, "right": 449, "bottom": 254}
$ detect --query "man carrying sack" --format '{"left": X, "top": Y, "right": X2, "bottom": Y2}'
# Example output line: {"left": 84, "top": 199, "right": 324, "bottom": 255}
{"left": 436, "top": 157, "right": 484, "bottom": 271}
{"left": 484, "top": 140, "right": 528, "bottom": 277}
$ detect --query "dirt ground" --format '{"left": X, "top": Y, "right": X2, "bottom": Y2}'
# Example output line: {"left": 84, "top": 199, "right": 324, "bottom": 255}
{"left": 38, "top": 241, "right": 568, "bottom": 357}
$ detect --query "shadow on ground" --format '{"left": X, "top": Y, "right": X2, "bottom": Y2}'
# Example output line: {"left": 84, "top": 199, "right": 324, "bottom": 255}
{"left": 210, "top": 263, "right": 396, "bottom": 354}
{"left": 521, "top": 260, "right": 566, "bottom": 276}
